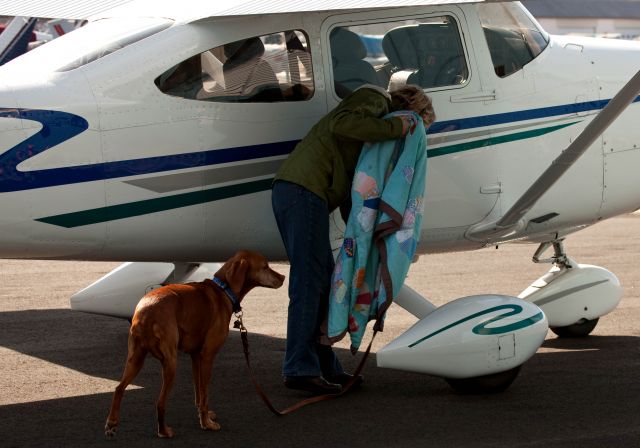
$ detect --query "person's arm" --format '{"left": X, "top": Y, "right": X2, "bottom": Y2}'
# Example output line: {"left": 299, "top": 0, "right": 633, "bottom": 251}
{"left": 329, "top": 92, "right": 404, "bottom": 142}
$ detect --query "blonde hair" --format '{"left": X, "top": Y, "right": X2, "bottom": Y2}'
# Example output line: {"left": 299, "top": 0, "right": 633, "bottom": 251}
{"left": 390, "top": 85, "right": 436, "bottom": 126}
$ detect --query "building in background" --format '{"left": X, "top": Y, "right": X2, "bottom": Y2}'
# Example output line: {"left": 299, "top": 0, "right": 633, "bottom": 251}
{"left": 523, "top": 0, "right": 640, "bottom": 39}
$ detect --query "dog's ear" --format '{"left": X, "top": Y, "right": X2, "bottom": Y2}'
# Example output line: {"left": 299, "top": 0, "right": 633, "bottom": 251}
{"left": 226, "top": 258, "right": 248, "bottom": 294}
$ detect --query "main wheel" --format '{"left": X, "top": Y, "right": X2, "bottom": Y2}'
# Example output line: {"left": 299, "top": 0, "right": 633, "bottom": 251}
{"left": 550, "top": 318, "right": 599, "bottom": 338}
{"left": 445, "top": 366, "right": 521, "bottom": 394}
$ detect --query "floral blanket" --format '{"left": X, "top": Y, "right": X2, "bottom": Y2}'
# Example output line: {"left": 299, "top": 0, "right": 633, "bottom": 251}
{"left": 327, "top": 111, "right": 428, "bottom": 352}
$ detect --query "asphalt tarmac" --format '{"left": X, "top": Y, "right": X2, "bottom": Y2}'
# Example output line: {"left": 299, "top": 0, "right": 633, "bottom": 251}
{"left": 0, "top": 215, "right": 639, "bottom": 447}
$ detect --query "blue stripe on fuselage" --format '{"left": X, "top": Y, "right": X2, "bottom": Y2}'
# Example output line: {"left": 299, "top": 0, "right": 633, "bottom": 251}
{"left": 0, "top": 108, "right": 295, "bottom": 192}
{"left": 0, "top": 96, "right": 637, "bottom": 193}
{"left": 428, "top": 97, "right": 640, "bottom": 134}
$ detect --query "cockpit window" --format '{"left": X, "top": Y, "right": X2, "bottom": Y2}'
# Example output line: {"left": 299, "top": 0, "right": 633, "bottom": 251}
{"left": 329, "top": 16, "right": 469, "bottom": 98}
{"left": 156, "top": 30, "right": 314, "bottom": 103}
{"left": 478, "top": 3, "right": 549, "bottom": 77}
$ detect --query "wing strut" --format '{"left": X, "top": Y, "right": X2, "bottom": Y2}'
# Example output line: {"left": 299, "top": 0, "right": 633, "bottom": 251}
{"left": 467, "top": 69, "right": 640, "bottom": 242}
{"left": 0, "top": 17, "right": 37, "bottom": 65}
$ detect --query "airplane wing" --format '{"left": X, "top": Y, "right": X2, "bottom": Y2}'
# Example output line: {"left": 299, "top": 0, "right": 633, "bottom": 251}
{"left": 0, "top": 0, "right": 508, "bottom": 21}
{"left": 0, "top": 1, "right": 134, "bottom": 20}
{"left": 467, "top": 69, "right": 640, "bottom": 242}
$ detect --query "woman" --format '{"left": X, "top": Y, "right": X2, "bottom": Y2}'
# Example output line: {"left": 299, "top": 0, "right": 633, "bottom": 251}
{"left": 272, "top": 84, "right": 435, "bottom": 395}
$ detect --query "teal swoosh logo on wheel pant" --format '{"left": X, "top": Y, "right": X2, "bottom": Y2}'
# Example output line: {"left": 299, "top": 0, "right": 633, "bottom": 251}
{"left": 408, "top": 304, "right": 544, "bottom": 348}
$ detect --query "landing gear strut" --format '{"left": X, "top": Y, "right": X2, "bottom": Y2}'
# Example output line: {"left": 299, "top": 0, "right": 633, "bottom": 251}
{"left": 531, "top": 239, "right": 572, "bottom": 268}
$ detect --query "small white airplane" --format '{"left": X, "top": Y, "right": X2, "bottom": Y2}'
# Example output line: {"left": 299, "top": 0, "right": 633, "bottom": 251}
{"left": 1, "top": 0, "right": 639, "bottom": 392}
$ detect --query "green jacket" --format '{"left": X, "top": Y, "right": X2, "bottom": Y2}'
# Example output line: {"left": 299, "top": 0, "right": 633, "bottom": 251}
{"left": 274, "top": 86, "right": 404, "bottom": 212}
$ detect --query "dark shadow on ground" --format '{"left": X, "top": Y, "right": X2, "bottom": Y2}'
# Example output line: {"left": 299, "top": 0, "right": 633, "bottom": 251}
{"left": 1, "top": 309, "right": 639, "bottom": 448}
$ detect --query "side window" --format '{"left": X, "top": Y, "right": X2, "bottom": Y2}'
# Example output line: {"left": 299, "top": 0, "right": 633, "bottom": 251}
{"left": 330, "top": 16, "right": 468, "bottom": 98}
{"left": 156, "top": 30, "right": 314, "bottom": 102}
{"left": 478, "top": 3, "right": 549, "bottom": 78}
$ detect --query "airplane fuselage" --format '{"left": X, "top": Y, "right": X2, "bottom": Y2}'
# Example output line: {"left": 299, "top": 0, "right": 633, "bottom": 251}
{"left": 0, "top": 2, "right": 639, "bottom": 262}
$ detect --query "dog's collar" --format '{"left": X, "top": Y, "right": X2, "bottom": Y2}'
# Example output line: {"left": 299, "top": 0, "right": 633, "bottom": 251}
{"left": 212, "top": 276, "right": 242, "bottom": 313}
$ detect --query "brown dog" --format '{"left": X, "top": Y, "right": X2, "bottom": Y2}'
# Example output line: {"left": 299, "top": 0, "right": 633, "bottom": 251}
{"left": 104, "top": 250, "right": 285, "bottom": 438}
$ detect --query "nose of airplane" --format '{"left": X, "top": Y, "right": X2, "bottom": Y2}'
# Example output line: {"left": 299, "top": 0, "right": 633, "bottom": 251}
{"left": 0, "top": 75, "right": 97, "bottom": 259}
{"left": 0, "top": 84, "right": 91, "bottom": 196}
{"left": 0, "top": 83, "right": 36, "bottom": 257}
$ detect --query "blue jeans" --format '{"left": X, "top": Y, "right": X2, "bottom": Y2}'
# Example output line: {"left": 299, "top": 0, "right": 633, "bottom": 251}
{"left": 272, "top": 180, "right": 344, "bottom": 378}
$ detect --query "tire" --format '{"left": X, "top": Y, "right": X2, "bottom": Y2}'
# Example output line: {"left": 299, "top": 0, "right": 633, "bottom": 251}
{"left": 550, "top": 318, "right": 599, "bottom": 338}
{"left": 445, "top": 366, "right": 521, "bottom": 394}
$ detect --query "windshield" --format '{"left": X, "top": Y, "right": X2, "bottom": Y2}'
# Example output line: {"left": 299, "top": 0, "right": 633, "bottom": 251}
{"left": 478, "top": 2, "right": 549, "bottom": 77}
{"left": 4, "top": 17, "right": 172, "bottom": 74}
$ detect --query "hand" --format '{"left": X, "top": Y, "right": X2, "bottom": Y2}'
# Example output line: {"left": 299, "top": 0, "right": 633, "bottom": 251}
{"left": 398, "top": 115, "right": 417, "bottom": 136}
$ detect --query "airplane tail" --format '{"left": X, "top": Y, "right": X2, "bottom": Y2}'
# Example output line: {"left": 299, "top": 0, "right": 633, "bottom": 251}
{"left": 0, "top": 16, "right": 38, "bottom": 65}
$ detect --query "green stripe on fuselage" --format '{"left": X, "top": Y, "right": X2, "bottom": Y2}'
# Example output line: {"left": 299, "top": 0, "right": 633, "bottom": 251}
{"left": 36, "top": 178, "right": 273, "bottom": 228}
{"left": 36, "top": 121, "right": 580, "bottom": 228}
{"left": 428, "top": 122, "right": 578, "bottom": 157}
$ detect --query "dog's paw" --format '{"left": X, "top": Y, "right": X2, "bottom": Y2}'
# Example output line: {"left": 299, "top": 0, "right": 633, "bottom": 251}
{"left": 104, "top": 421, "right": 117, "bottom": 439}
{"left": 200, "top": 418, "right": 221, "bottom": 431}
{"left": 208, "top": 410, "right": 217, "bottom": 421}
{"left": 158, "top": 426, "right": 174, "bottom": 438}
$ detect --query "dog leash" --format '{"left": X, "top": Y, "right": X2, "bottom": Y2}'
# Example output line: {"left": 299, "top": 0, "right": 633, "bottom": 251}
{"left": 233, "top": 312, "right": 378, "bottom": 416}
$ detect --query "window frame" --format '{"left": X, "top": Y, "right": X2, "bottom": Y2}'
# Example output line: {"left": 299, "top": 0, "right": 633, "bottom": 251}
{"left": 154, "top": 28, "right": 315, "bottom": 103}
{"left": 324, "top": 9, "right": 472, "bottom": 101}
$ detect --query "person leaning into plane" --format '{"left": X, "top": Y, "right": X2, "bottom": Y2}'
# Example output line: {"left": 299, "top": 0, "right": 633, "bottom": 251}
{"left": 271, "top": 84, "right": 435, "bottom": 395}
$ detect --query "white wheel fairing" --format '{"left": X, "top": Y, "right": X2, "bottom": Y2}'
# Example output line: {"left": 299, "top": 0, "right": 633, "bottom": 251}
{"left": 377, "top": 295, "right": 548, "bottom": 379}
